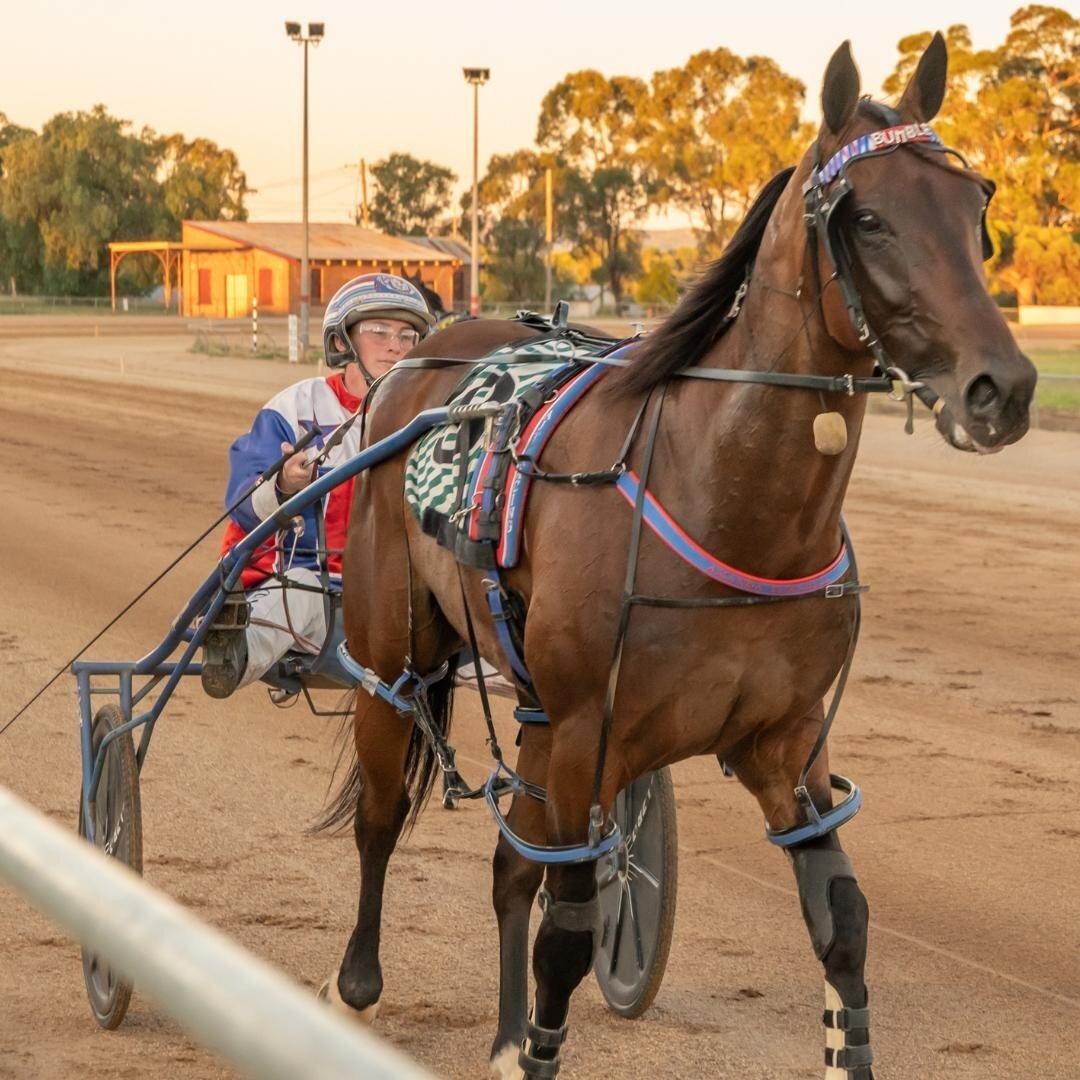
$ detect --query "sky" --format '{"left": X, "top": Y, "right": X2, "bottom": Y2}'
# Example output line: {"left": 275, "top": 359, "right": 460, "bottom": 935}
{"left": 3, "top": 1, "right": 1045, "bottom": 229}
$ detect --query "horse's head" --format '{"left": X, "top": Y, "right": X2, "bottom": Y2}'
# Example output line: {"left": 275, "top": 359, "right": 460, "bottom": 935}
{"left": 806, "top": 34, "right": 1036, "bottom": 453}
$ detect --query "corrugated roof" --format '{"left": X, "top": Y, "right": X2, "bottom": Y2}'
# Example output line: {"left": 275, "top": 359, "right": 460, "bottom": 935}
{"left": 182, "top": 221, "right": 460, "bottom": 264}
{"left": 407, "top": 236, "right": 473, "bottom": 264}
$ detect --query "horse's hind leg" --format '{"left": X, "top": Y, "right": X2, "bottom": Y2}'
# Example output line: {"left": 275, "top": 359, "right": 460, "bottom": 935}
{"left": 321, "top": 693, "right": 415, "bottom": 1020}
{"left": 489, "top": 729, "right": 550, "bottom": 1078}
{"left": 517, "top": 733, "right": 605, "bottom": 1080}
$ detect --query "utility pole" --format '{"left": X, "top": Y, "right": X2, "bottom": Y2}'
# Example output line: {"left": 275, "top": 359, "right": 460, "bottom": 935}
{"left": 544, "top": 166, "right": 553, "bottom": 310}
{"left": 359, "top": 159, "right": 370, "bottom": 228}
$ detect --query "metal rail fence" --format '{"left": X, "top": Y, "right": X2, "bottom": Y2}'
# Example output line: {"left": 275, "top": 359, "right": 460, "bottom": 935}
{"left": 0, "top": 295, "right": 168, "bottom": 314}
{"left": 0, "top": 785, "right": 437, "bottom": 1080}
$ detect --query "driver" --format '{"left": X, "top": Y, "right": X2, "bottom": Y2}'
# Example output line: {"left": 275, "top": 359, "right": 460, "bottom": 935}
{"left": 201, "top": 272, "right": 434, "bottom": 698}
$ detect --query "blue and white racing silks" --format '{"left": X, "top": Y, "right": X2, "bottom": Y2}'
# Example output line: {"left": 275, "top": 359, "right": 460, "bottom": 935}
{"left": 219, "top": 372, "right": 364, "bottom": 590}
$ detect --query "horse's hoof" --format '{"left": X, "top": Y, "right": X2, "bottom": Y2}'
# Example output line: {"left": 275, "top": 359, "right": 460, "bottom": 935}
{"left": 316, "top": 968, "right": 380, "bottom": 1023}
{"left": 488, "top": 1044, "right": 525, "bottom": 1080}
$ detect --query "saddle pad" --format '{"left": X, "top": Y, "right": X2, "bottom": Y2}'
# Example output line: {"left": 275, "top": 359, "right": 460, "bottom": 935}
{"left": 403, "top": 358, "right": 569, "bottom": 524}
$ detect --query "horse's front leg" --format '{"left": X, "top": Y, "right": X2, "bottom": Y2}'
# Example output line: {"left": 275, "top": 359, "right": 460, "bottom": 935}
{"left": 738, "top": 711, "right": 873, "bottom": 1080}
{"left": 320, "top": 694, "right": 414, "bottom": 1020}
{"left": 489, "top": 726, "right": 551, "bottom": 1078}
{"left": 792, "top": 830, "right": 872, "bottom": 1080}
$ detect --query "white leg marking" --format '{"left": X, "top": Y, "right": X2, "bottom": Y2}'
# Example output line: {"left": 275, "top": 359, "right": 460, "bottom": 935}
{"left": 824, "top": 980, "right": 848, "bottom": 1080}
{"left": 489, "top": 1043, "right": 525, "bottom": 1080}
{"left": 316, "top": 967, "right": 380, "bottom": 1023}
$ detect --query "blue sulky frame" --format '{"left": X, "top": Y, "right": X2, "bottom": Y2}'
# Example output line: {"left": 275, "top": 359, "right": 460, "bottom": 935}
{"left": 75, "top": 404, "right": 467, "bottom": 845}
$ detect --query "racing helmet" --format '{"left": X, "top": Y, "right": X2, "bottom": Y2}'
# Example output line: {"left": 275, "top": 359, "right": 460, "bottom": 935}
{"left": 321, "top": 272, "right": 435, "bottom": 370}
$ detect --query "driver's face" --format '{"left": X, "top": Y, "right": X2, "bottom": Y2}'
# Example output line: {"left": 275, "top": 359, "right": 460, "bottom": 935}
{"left": 348, "top": 317, "right": 418, "bottom": 380}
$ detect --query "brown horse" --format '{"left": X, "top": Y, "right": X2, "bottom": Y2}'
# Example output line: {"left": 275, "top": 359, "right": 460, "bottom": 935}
{"left": 322, "top": 35, "right": 1035, "bottom": 1079}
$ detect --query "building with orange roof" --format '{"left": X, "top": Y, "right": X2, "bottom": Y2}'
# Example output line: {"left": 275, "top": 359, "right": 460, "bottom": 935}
{"left": 108, "top": 222, "right": 465, "bottom": 318}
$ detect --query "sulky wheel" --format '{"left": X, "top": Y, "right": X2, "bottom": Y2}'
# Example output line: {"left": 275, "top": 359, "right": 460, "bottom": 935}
{"left": 78, "top": 703, "right": 143, "bottom": 1030}
{"left": 594, "top": 767, "right": 678, "bottom": 1018}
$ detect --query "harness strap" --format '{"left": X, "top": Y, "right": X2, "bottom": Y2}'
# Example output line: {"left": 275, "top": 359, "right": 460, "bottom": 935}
{"left": 616, "top": 471, "right": 852, "bottom": 597}
{"left": 590, "top": 387, "right": 667, "bottom": 837}
{"left": 592, "top": 353, "right": 893, "bottom": 395}
{"left": 457, "top": 569, "right": 505, "bottom": 764}
{"left": 482, "top": 570, "right": 533, "bottom": 687}
{"left": 797, "top": 516, "right": 861, "bottom": 786}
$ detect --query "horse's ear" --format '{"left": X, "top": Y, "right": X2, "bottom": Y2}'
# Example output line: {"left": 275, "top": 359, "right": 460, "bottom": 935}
{"left": 821, "top": 41, "right": 860, "bottom": 136}
{"left": 897, "top": 31, "right": 948, "bottom": 122}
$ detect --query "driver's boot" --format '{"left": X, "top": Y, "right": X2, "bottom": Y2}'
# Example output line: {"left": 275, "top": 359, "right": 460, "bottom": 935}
{"left": 201, "top": 628, "right": 248, "bottom": 699}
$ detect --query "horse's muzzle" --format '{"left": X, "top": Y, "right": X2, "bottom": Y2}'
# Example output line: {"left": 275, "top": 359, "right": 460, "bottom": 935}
{"left": 938, "top": 355, "right": 1038, "bottom": 453}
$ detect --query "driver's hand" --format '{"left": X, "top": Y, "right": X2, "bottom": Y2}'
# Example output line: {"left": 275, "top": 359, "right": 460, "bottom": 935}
{"left": 277, "top": 442, "right": 315, "bottom": 495}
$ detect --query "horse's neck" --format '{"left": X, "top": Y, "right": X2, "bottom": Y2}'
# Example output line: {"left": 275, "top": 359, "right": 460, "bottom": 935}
{"left": 655, "top": 255, "right": 872, "bottom": 578}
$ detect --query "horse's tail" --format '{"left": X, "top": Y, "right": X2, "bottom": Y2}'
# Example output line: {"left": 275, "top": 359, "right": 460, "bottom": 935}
{"left": 312, "top": 666, "right": 457, "bottom": 836}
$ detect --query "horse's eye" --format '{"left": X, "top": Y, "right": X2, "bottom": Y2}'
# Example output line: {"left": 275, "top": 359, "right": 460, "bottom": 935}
{"left": 853, "top": 210, "right": 882, "bottom": 233}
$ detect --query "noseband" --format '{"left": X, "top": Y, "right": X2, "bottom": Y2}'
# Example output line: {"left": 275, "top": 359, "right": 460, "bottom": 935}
{"left": 801, "top": 118, "right": 997, "bottom": 428}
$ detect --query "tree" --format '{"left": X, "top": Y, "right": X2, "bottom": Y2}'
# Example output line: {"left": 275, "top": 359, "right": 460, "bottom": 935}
{"left": 884, "top": 7, "right": 1080, "bottom": 303}
{"left": 0, "top": 112, "right": 40, "bottom": 292}
{"left": 0, "top": 106, "right": 162, "bottom": 294}
{"left": 161, "top": 135, "right": 249, "bottom": 226}
{"left": 463, "top": 149, "right": 573, "bottom": 302}
{"left": 537, "top": 71, "right": 652, "bottom": 305}
{"left": 369, "top": 153, "right": 456, "bottom": 235}
{"left": 644, "top": 50, "right": 813, "bottom": 257}
{"left": 634, "top": 244, "right": 700, "bottom": 307}
{"left": 0, "top": 106, "right": 251, "bottom": 295}
{"left": 635, "top": 251, "right": 680, "bottom": 306}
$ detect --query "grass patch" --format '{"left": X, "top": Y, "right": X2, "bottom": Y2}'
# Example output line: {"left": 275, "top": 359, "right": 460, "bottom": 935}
{"left": 1029, "top": 349, "right": 1080, "bottom": 412}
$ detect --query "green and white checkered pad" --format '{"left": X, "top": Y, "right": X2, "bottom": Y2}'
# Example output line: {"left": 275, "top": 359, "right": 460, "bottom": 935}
{"left": 404, "top": 351, "right": 571, "bottom": 523}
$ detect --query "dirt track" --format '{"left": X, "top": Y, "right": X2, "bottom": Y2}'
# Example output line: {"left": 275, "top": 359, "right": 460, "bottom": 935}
{"left": 1, "top": 330, "right": 1079, "bottom": 1079}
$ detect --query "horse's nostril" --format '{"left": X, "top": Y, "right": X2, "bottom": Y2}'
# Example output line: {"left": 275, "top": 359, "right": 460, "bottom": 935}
{"left": 966, "top": 375, "right": 1000, "bottom": 416}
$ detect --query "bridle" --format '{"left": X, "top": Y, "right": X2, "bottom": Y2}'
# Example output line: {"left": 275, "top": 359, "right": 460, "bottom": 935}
{"left": 801, "top": 117, "right": 997, "bottom": 428}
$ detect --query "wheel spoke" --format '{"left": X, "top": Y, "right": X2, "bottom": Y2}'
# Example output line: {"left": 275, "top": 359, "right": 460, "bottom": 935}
{"left": 625, "top": 880, "right": 645, "bottom": 973}
{"left": 629, "top": 860, "right": 660, "bottom": 890}
{"left": 608, "top": 880, "right": 628, "bottom": 976}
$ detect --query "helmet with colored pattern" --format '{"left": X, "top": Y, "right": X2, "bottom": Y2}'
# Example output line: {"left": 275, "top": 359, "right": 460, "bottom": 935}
{"left": 321, "top": 272, "right": 435, "bottom": 370}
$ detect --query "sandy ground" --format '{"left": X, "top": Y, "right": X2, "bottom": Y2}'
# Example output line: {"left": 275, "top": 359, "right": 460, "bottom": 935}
{"left": 1, "top": 328, "right": 1079, "bottom": 1079}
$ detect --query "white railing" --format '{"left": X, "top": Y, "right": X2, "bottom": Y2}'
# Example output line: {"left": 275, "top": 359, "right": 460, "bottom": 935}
{"left": 0, "top": 786, "right": 437, "bottom": 1080}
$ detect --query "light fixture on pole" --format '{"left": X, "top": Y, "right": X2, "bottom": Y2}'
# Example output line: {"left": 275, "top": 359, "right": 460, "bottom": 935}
{"left": 286, "top": 20, "right": 325, "bottom": 362}
{"left": 463, "top": 67, "right": 489, "bottom": 317}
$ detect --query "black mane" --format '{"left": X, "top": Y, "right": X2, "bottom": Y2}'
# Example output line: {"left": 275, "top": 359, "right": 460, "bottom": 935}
{"left": 617, "top": 165, "right": 796, "bottom": 395}
{"left": 402, "top": 269, "right": 448, "bottom": 316}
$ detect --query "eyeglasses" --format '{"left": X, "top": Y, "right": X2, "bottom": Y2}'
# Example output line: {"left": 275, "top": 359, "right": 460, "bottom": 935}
{"left": 355, "top": 322, "right": 420, "bottom": 348}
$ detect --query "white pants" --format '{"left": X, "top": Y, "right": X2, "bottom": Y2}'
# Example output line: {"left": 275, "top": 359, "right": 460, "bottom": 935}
{"left": 237, "top": 567, "right": 329, "bottom": 689}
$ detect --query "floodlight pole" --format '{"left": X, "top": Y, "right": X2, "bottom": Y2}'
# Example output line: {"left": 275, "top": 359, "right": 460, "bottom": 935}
{"left": 463, "top": 68, "right": 489, "bottom": 317}
{"left": 302, "top": 37, "right": 309, "bottom": 360}
{"left": 287, "top": 21, "right": 324, "bottom": 361}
